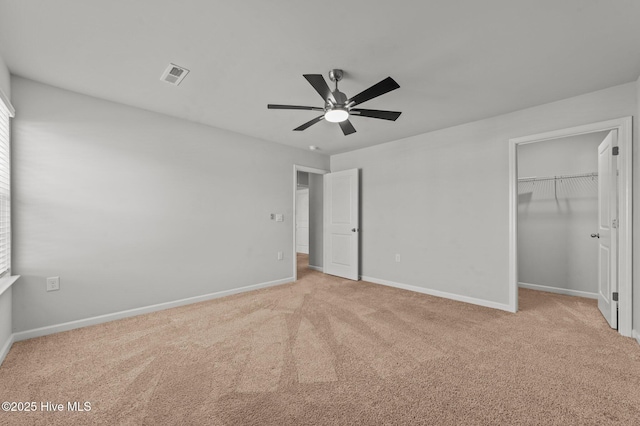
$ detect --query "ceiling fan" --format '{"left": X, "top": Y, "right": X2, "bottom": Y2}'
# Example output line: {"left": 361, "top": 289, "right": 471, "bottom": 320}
{"left": 268, "top": 69, "right": 401, "bottom": 136}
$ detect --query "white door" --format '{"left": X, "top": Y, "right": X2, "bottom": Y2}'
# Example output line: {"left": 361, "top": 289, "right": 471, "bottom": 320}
{"left": 324, "top": 169, "right": 359, "bottom": 280}
{"left": 596, "top": 131, "right": 617, "bottom": 329}
{"left": 296, "top": 188, "right": 309, "bottom": 254}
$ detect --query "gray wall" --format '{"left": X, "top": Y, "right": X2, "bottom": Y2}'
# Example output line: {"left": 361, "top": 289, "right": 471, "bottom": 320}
{"left": 331, "top": 82, "right": 637, "bottom": 308}
{"left": 517, "top": 132, "right": 607, "bottom": 295}
{"left": 11, "top": 77, "right": 328, "bottom": 332}
{"left": 0, "top": 52, "right": 12, "bottom": 362}
{"left": 308, "top": 173, "right": 323, "bottom": 268}
{"left": 0, "top": 54, "right": 9, "bottom": 98}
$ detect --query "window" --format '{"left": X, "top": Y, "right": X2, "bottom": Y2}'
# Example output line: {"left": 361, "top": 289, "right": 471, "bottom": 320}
{"left": 0, "top": 90, "right": 13, "bottom": 277}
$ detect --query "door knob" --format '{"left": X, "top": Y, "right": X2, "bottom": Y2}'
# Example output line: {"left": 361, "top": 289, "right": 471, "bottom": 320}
{"left": 590, "top": 233, "right": 600, "bottom": 238}
{"left": 352, "top": 228, "right": 359, "bottom": 232}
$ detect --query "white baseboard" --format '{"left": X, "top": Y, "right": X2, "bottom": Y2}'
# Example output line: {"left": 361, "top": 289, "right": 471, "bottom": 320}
{"left": 361, "top": 276, "right": 513, "bottom": 313}
{"left": 633, "top": 330, "right": 640, "bottom": 346}
{"left": 308, "top": 265, "right": 323, "bottom": 272}
{"left": 13, "top": 277, "right": 294, "bottom": 342}
{"left": 0, "top": 333, "right": 14, "bottom": 367}
{"left": 518, "top": 282, "right": 598, "bottom": 299}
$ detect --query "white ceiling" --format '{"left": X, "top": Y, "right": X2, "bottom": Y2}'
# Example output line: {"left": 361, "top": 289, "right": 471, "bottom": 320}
{"left": 1, "top": 1, "right": 639, "bottom": 155}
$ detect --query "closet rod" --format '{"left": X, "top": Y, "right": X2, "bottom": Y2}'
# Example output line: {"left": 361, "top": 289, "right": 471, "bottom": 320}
{"left": 518, "top": 172, "right": 598, "bottom": 182}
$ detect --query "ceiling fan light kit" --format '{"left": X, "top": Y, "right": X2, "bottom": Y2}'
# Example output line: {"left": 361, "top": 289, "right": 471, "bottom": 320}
{"left": 267, "top": 69, "right": 401, "bottom": 136}
{"left": 324, "top": 107, "right": 349, "bottom": 123}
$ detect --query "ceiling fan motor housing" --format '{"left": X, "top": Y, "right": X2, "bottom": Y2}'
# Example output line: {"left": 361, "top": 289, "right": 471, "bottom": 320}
{"left": 328, "top": 90, "right": 348, "bottom": 109}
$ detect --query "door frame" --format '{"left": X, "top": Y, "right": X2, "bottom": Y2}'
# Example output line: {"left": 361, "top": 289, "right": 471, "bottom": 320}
{"left": 508, "top": 117, "right": 632, "bottom": 337}
{"left": 293, "top": 165, "right": 329, "bottom": 281}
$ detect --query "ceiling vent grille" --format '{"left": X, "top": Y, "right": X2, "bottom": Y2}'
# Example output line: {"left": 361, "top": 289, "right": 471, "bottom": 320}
{"left": 161, "top": 64, "right": 190, "bottom": 86}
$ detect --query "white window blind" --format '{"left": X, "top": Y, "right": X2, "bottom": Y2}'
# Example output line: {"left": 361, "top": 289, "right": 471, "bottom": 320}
{"left": 0, "top": 98, "right": 11, "bottom": 277}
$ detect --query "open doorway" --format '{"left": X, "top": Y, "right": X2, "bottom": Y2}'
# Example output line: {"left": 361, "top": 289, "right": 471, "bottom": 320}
{"left": 508, "top": 117, "right": 633, "bottom": 337}
{"left": 516, "top": 131, "right": 607, "bottom": 301}
{"left": 293, "top": 165, "right": 329, "bottom": 281}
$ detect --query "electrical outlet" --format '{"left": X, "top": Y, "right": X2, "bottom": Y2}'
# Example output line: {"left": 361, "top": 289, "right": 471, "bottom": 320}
{"left": 395, "top": 254, "right": 401, "bottom": 263}
{"left": 277, "top": 251, "right": 283, "bottom": 261}
{"left": 275, "top": 214, "right": 284, "bottom": 222}
{"left": 46, "top": 276, "right": 60, "bottom": 292}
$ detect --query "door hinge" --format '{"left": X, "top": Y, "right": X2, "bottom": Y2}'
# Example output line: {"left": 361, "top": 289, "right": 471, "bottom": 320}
{"left": 612, "top": 292, "right": 619, "bottom": 302}
{"left": 612, "top": 146, "right": 619, "bottom": 156}
{"left": 612, "top": 218, "right": 618, "bottom": 229}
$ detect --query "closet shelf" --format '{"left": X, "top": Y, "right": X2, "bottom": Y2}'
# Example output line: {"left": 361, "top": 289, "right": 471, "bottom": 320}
{"left": 518, "top": 172, "right": 597, "bottom": 183}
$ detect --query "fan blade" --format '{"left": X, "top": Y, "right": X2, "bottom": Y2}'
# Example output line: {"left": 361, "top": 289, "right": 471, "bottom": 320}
{"left": 303, "top": 74, "right": 335, "bottom": 103}
{"left": 294, "top": 115, "right": 324, "bottom": 131}
{"left": 339, "top": 119, "right": 356, "bottom": 135}
{"left": 268, "top": 104, "right": 323, "bottom": 111}
{"left": 347, "top": 77, "right": 400, "bottom": 107}
{"left": 350, "top": 108, "right": 402, "bottom": 121}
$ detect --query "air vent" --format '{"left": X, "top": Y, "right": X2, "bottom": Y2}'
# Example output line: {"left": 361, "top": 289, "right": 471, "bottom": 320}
{"left": 160, "top": 63, "right": 190, "bottom": 86}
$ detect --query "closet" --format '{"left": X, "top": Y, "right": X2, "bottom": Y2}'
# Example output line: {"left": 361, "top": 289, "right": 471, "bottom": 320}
{"left": 517, "top": 131, "right": 609, "bottom": 298}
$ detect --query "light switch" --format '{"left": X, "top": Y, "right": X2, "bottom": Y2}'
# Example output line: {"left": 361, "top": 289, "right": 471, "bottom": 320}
{"left": 275, "top": 214, "right": 284, "bottom": 222}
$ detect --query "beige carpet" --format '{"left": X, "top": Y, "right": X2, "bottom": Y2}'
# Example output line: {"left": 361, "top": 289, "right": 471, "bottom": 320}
{"left": 1, "top": 254, "right": 639, "bottom": 425}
